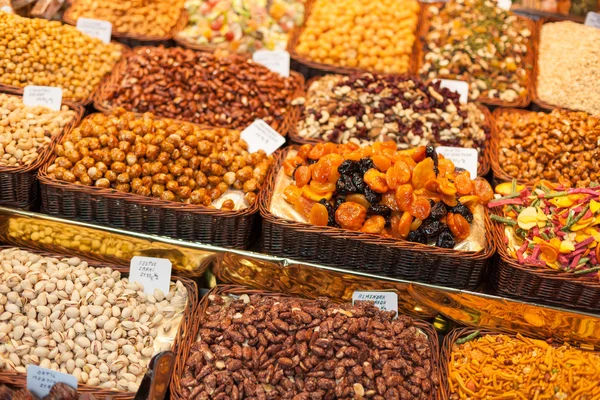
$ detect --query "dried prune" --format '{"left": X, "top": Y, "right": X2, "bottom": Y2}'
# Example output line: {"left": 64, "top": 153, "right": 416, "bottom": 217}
{"left": 334, "top": 195, "right": 346, "bottom": 209}
{"left": 352, "top": 172, "right": 366, "bottom": 193}
{"left": 436, "top": 229, "right": 455, "bottom": 248}
{"left": 319, "top": 199, "right": 337, "bottom": 227}
{"left": 364, "top": 187, "right": 381, "bottom": 203}
{"left": 359, "top": 157, "right": 376, "bottom": 173}
{"left": 421, "top": 219, "right": 445, "bottom": 237}
{"left": 336, "top": 175, "right": 357, "bottom": 194}
{"left": 368, "top": 204, "right": 391, "bottom": 217}
{"left": 338, "top": 159, "right": 360, "bottom": 174}
{"left": 407, "top": 229, "right": 427, "bottom": 244}
{"left": 430, "top": 202, "right": 448, "bottom": 220}
{"left": 451, "top": 203, "right": 473, "bottom": 223}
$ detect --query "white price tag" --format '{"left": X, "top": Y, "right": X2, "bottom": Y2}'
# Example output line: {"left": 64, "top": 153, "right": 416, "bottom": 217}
{"left": 27, "top": 366, "right": 77, "bottom": 398}
{"left": 23, "top": 86, "right": 62, "bottom": 111}
{"left": 435, "top": 79, "right": 469, "bottom": 104}
{"left": 1, "top": 5, "right": 13, "bottom": 13}
{"left": 585, "top": 12, "right": 600, "bottom": 28}
{"left": 352, "top": 291, "right": 398, "bottom": 316}
{"left": 497, "top": 0, "right": 512, "bottom": 10}
{"left": 76, "top": 17, "right": 112, "bottom": 43}
{"left": 129, "top": 256, "right": 172, "bottom": 295}
{"left": 240, "top": 119, "right": 285, "bottom": 155}
{"left": 436, "top": 146, "right": 478, "bottom": 179}
{"left": 252, "top": 50, "right": 290, "bottom": 77}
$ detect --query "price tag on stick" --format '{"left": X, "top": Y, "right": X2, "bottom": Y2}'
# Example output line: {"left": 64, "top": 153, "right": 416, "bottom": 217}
{"left": 585, "top": 12, "right": 600, "bottom": 28}
{"left": 130, "top": 256, "right": 172, "bottom": 295}
{"left": 241, "top": 119, "right": 285, "bottom": 155}
{"left": 252, "top": 50, "right": 290, "bottom": 77}
{"left": 76, "top": 17, "right": 112, "bottom": 43}
{"left": 27, "top": 366, "right": 77, "bottom": 398}
{"left": 352, "top": 291, "right": 398, "bottom": 316}
{"left": 23, "top": 86, "right": 62, "bottom": 111}
{"left": 436, "top": 146, "right": 478, "bottom": 179}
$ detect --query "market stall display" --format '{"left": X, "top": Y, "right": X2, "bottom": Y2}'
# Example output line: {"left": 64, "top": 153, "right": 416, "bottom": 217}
{"left": 176, "top": 0, "right": 305, "bottom": 53}
{"left": 292, "top": 73, "right": 491, "bottom": 175}
{"left": 0, "top": 247, "right": 197, "bottom": 397}
{"left": 418, "top": 0, "right": 535, "bottom": 107}
{"left": 0, "top": 13, "right": 124, "bottom": 104}
{"left": 489, "top": 181, "right": 600, "bottom": 311}
{"left": 0, "top": 93, "right": 83, "bottom": 209}
{"left": 533, "top": 20, "right": 600, "bottom": 115}
{"left": 0, "top": 382, "right": 104, "bottom": 400}
{"left": 63, "top": 0, "right": 188, "bottom": 42}
{"left": 443, "top": 329, "right": 600, "bottom": 399}
{"left": 39, "top": 110, "right": 275, "bottom": 248}
{"left": 260, "top": 144, "right": 495, "bottom": 289}
{"left": 492, "top": 108, "right": 600, "bottom": 188}
{"left": 95, "top": 47, "right": 303, "bottom": 135}
{"left": 172, "top": 286, "right": 441, "bottom": 399}
{"left": 289, "top": 0, "right": 420, "bottom": 76}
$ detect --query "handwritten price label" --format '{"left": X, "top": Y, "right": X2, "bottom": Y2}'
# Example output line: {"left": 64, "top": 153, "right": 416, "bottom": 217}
{"left": 23, "top": 86, "right": 62, "bottom": 111}
{"left": 252, "top": 50, "right": 290, "bottom": 77}
{"left": 129, "top": 256, "right": 171, "bottom": 295}
{"left": 352, "top": 291, "right": 398, "bottom": 317}
{"left": 241, "top": 119, "right": 285, "bottom": 156}
{"left": 27, "top": 366, "right": 77, "bottom": 398}
{"left": 76, "top": 17, "right": 112, "bottom": 43}
{"left": 436, "top": 146, "right": 478, "bottom": 179}
{"left": 585, "top": 12, "right": 600, "bottom": 28}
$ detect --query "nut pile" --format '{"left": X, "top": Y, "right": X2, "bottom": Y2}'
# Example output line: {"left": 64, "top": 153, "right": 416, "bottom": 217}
{"left": 0, "top": 13, "right": 123, "bottom": 102}
{"left": 0, "top": 382, "right": 103, "bottom": 400}
{"left": 537, "top": 21, "right": 600, "bottom": 115}
{"left": 47, "top": 110, "right": 273, "bottom": 208}
{"left": 294, "top": 0, "right": 420, "bottom": 74}
{"left": 419, "top": 0, "right": 532, "bottom": 103}
{"left": 0, "top": 248, "right": 188, "bottom": 392}
{"left": 296, "top": 73, "right": 488, "bottom": 152}
{"left": 181, "top": 293, "right": 439, "bottom": 399}
{"left": 0, "top": 93, "right": 77, "bottom": 167}
{"left": 282, "top": 143, "right": 493, "bottom": 248}
{"left": 67, "top": 0, "right": 185, "bottom": 38}
{"left": 496, "top": 109, "right": 600, "bottom": 187}
{"left": 104, "top": 47, "right": 298, "bottom": 130}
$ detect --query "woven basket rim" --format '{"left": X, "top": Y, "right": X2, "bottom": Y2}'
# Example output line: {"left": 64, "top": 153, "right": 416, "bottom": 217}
{"left": 171, "top": 284, "right": 443, "bottom": 400}
{"left": 288, "top": 74, "right": 493, "bottom": 177}
{"left": 415, "top": 2, "right": 536, "bottom": 108}
{"left": 286, "top": 0, "right": 422, "bottom": 76}
{"left": 0, "top": 94, "right": 84, "bottom": 175}
{"left": 92, "top": 47, "right": 305, "bottom": 137}
{"left": 0, "top": 245, "right": 198, "bottom": 400}
{"left": 260, "top": 145, "right": 496, "bottom": 259}
{"left": 62, "top": 4, "right": 188, "bottom": 42}
{"left": 37, "top": 112, "right": 281, "bottom": 218}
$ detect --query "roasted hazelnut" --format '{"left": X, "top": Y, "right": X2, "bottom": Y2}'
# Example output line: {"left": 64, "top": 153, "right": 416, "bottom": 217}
{"left": 105, "top": 170, "right": 117, "bottom": 182}
{"left": 160, "top": 190, "right": 177, "bottom": 201}
{"left": 177, "top": 186, "right": 192, "bottom": 199}
{"left": 111, "top": 162, "right": 127, "bottom": 174}
{"left": 95, "top": 178, "right": 111, "bottom": 188}
{"left": 221, "top": 199, "right": 235, "bottom": 210}
{"left": 79, "top": 174, "right": 93, "bottom": 186}
{"left": 115, "top": 183, "right": 131, "bottom": 192}
{"left": 243, "top": 179, "right": 258, "bottom": 193}
{"left": 151, "top": 183, "right": 165, "bottom": 197}
{"left": 146, "top": 144, "right": 160, "bottom": 160}
{"left": 116, "top": 172, "right": 130, "bottom": 184}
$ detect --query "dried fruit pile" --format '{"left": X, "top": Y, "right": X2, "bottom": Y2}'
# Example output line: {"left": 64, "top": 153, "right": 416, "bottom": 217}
{"left": 282, "top": 142, "right": 493, "bottom": 248}
{"left": 181, "top": 292, "right": 439, "bottom": 398}
{"left": 295, "top": 73, "right": 488, "bottom": 151}
{"left": 490, "top": 181, "right": 600, "bottom": 278}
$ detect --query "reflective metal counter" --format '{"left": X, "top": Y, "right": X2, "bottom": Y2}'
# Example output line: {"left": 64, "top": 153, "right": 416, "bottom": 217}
{"left": 0, "top": 206, "right": 598, "bottom": 349}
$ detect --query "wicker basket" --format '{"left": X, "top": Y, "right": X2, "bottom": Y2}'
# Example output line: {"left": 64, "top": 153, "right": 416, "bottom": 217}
{"left": 0, "top": 95, "right": 84, "bottom": 210}
{"left": 63, "top": 4, "right": 188, "bottom": 46}
{"left": 0, "top": 245, "right": 198, "bottom": 400}
{"left": 93, "top": 48, "right": 305, "bottom": 137}
{"left": 171, "top": 285, "right": 443, "bottom": 400}
{"left": 260, "top": 146, "right": 496, "bottom": 290}
{"left": 415, "top": 2, "right": 536, "bottom": 108}
{"left": 489, "top": 205, "right": 600, "bottom": 312}
{"left": 286, "top": 0, "right": 422, "bottom": 80}
{"left": 37, "top": 113, "right": 277, "bottom": 249}
{"left": 288, "top": 76, "right": 494, "bottom": 177}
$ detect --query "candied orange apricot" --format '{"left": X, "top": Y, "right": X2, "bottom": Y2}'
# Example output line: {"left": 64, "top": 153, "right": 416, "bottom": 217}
{"left": 409, "top": 196, "right": 431, "bottom": 220}
{"left": 455, "top": 171, "right": 473, "bottom": 195}
{"left": 297, "top": 144, "right": 312, "bottom": 160}
{"left": 472, "top": 178, "right": 494, "bottom": 204}
{"left": 364, "top": 168, "right": 389, "bottom": 193}
{"left": 309, "top": 203, "right": 329, "bottom": 226}
{"left": 335, "top": 202, "right": 367, "bottom": 231}
{"left": 283, "top": 156, "right": 304, "bottom": 176}
{"left": 447, "top": 213, "right": 470, "bottom": 240}
{"left": 437, "top": 158, "right": 455, "bottom": 177}
{"left": 397, "top": 211, "right": 413, "bottom": 239}
{"left": 386, "top": 160, "right": 411, "bottom": 190}
{"left": 302, "top": 186, "right": 332, "bottom": 201}
{"left": 439, "top": 177, "right": 457, "bottom": 196}
{"left": 360, "top": 215, "right": 386, "bottom": 234}
{"left": 371, "top": 154, "right": 392, "bottom": 172}
{"left": 395, "top": 184, "right": 414, "bottom": 212}
{"left": 309, "top": 180, "right": 336, "bottom": 193}
{"left": 294, "top": 165, "right": 311, "bottom": 187}
{"left": 412, "top": 158, "right": 436, "bottom": 189}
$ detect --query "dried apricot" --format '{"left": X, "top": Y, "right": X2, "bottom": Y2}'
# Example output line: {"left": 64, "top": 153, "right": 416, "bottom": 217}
{"left": 439, "top": 177, "right": 457, "bottom": 196}
{"left": 283, "top": 156, "right": 303, "bottom": 176}
{"left": 309, "top": 203, "right": 329, "bottom": 226}
{"left": 344, "top": 152, "right": 362, "bottom": 161}
{"left": 308, "top": 143, "right": 327, "bottom": 160}
{"left": 364, "top": 168, "right": 389, "bottom": 193}
{"left": 472, "top": 178, "right": 494, "bottom": 204}
{"left": 386, "top": 160, "right": 411, "bottom": 190}
{"left": 297, "top": 144, "right": 312, "bottom": 160}
{"left": 441, "top": 193, "right": 458, "bottom": 207}
{"left": 346, "top": 193, "right": 371, "bottom": 209}
{"left": 371, "top": 154, "right": 392, "bottom": 172}
{"left": 382, "top": 192, "right": 400, "bottom": 211}
{"left": 458, "top": 195, "right": 481, "bottom": 209}
{"left": 416, "top": 188, "right": 441, "bottom": 203}
{"left": 302, "top": 186, "right": 332, "bottom": 201}
{"left": 455, "top": 171, "right": 473, "bottom": 195}
{"left": 447, "top": 213, "right": 470, "bottom": 240}
{"left": 424, "top": 179, "right": 440, "bottom": 193}
{"left": 395, "top": 184, "right": 414, "bottom": 212}
{"left": 311, "top": 160, "right": 333, "bottom": 183}
{"left": 409, "top": 196, "right": 431, "bottom": 220}
{"left": 412, "top": 158, "right": 436, "bottom": 189}
{"left": 309, "top": 180, "right": 336, "bottom": 193}
{"left": 437, "top": 158, "right": 455, "bottom": 177}
{"left": 294, "top": 165, "right": 311, "bottom": 187}
{"left": 360, "top": 215, "right": 386, "bottom": 234}
{"left": 283, "top": 185, "right": 302, "bottom": 203}
{"left": 293, "top": 195, "right": 316, "bottom": 219}
{"left": 322, "top": 153, "right": 344, "bottom": 168}
{"left": 397, "top": 211, "right": 413, "bottom": 239}
{"left": 373, "top": 141, "right": 397, "bottom": 153}
{"left": 410, "top": 146, "right": 426, "bottom": 162}
{"left": 335, "top": 202, "right": 367, "bottom": 231}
